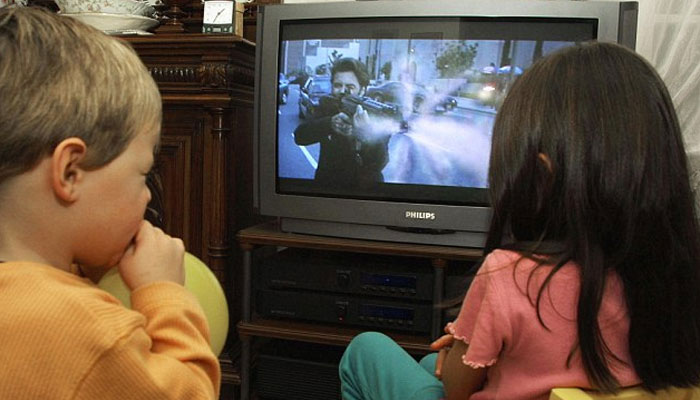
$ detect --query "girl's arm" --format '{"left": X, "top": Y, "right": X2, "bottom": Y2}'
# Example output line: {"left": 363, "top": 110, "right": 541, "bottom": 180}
{"left": 441, "top": 340, "right": 488, "bottom": 400}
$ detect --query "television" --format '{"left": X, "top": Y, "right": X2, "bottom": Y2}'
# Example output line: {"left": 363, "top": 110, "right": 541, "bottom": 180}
{"left": 254, "top": 0, "right": 638, "bottom": 248}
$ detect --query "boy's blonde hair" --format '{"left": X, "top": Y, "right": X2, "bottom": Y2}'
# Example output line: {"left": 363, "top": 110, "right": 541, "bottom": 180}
{"left": 0, "top": 7, "right": 162, "bottom": 186}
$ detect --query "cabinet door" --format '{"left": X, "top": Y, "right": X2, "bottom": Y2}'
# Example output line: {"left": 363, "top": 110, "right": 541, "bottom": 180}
{"left": 156, "top": 106, "right": 205, "bottom": 261}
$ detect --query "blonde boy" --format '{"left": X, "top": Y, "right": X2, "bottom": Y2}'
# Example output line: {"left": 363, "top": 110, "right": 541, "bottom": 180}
{"left": 0, "top": 7, "right": 220, "bottom": 399}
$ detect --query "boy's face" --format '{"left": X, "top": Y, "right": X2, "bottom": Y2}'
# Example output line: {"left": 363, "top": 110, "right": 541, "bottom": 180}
{"left": 74, "top": 123, "right": 160, "bottom": 269}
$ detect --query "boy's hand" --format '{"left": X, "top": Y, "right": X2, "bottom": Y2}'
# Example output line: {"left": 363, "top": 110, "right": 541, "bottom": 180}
{"left": 117, "top": 220, "right": 185, "bottom": 290}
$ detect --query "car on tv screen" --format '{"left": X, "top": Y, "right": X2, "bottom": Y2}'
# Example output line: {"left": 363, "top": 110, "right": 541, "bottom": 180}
{"left": 278, "top": 73, "right": 290, "bottom": 104}
{"left": 298, "top": 75, "right": 332, "bottom": 119}
{"left": 365, "top": 81, "right": 457, "bottom": 114}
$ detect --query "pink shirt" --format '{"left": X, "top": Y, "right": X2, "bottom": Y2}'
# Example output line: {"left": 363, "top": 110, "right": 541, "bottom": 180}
{"left": 448, "top": 249, "right": 641, "bottom": 400}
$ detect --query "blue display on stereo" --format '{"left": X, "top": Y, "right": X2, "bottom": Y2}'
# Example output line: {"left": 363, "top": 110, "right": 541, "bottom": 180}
{"left": 360, "top": 304, "right": 414, "bottom": 320}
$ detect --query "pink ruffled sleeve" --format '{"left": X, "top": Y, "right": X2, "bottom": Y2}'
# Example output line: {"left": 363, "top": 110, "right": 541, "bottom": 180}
{"left": 447, "top": 250, "right": 513, "bottom": 368}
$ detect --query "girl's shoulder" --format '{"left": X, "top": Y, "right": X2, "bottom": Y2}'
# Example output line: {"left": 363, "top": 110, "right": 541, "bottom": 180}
{"left": 478, "top": 248, "right": 580, "bottom": 289}
{"left": 480, "top": 248, "right": 539, "bottom": 273}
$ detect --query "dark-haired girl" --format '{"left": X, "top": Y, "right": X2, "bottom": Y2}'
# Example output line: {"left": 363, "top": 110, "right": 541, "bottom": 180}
{"left": 339, "top": 41, "right": 700, "bottom": 400}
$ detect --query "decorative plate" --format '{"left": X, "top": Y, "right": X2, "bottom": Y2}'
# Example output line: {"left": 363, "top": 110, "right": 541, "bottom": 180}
{"left": 62, "top": 12, "right": 159, "bottom": 35}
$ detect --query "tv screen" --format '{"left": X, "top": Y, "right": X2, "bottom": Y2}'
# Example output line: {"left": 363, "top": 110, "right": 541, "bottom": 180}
{"left": 255, "top": 0, "right": 638, "bottom": 247}
{"left": 277, "top": 17, "right": 596, "bottom": 206}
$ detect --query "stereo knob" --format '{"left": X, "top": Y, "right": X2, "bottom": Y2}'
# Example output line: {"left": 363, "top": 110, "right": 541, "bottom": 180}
{"left": 337, "top": 272, "right": 351, "bottom": 288}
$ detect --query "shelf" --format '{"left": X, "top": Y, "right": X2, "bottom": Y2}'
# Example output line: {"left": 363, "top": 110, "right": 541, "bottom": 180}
{"left": 238, "top": 318, "right": 433, "bottom": 353}
{"left": 236, "top": 221, "right": 481, "bottom": 400}
{"left": 219, "top": 355, "right": 241, "bottom": 386}
{"left": 237, "top": 221, "right": 483, "bottom": 261}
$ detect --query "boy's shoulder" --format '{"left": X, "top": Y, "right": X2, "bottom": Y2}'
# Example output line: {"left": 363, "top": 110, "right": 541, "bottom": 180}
{"left": 0, "top": 262, "right": 147, "bottom": 397}
{"left": 0, "top": 261, "right": 145, "bottom": 345}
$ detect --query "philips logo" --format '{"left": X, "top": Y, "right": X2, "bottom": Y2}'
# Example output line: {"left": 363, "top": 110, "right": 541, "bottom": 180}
{"left": 405, "top": 211, "right": 436, "bottom": 220}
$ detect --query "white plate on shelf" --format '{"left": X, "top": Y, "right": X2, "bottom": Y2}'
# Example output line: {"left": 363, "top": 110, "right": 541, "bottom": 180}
{"left": 62, "top": 13, "right": 159, "bottom": 35}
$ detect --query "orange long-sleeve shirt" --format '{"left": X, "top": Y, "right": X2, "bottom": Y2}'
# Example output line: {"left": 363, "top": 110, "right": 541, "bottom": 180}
{"left": 0, "top": 261, "right": 220, "bottom": 399}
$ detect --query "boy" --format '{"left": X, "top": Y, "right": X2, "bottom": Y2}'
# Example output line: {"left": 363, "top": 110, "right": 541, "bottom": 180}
{"left": 0, "top": 7, "right": 220, "bottom": 399}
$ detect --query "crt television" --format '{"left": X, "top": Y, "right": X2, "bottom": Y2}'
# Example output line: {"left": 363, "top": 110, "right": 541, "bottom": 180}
{"left": 254, "top": 0, "right": 638, "bottom": 248}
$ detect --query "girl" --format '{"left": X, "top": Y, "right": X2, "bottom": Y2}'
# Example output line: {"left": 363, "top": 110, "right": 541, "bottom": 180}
{"left": 339, "top": 42, "right": 700, "bottom": 400}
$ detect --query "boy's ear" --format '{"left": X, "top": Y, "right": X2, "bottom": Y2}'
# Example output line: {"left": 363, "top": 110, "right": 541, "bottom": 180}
{"left": 51, "top": 138, "right": 88, "bottom": 203}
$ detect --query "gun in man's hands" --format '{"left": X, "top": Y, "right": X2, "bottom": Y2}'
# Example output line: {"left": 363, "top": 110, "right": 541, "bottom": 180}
{"left": 321, "top": 93, "right": 408, "bottom": 132}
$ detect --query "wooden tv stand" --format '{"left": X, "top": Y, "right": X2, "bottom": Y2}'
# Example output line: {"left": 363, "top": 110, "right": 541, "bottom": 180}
{"left": 236, "top": 221, "right": 483, "bottom": 400}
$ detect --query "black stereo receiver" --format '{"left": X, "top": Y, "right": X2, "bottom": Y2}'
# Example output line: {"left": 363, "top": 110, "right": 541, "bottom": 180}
{"left": 256, "top": 248, "right": 434, "bottom": 301}
{"left": 256, "top": 289, "right": 432, "bottom": 333}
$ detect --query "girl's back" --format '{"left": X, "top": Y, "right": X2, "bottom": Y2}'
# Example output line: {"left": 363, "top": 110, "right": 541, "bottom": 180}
{"left": 449, "top": 249, "right": 639, "bottom": 400}
{"left": 487, "top": 41, "right": 700, "bottom": 393}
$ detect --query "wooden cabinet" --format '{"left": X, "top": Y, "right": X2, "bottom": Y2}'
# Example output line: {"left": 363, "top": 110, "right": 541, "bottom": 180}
{"left": 236, "top": 222, "right": 482, "bottom": 400}
{"left": 125, "top": 35, "right": 266, "bottom": 391}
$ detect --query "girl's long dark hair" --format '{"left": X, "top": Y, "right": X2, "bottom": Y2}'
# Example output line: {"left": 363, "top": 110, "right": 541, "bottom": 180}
{"left": 486, "top": 42, "right": 700, "bottom": 392}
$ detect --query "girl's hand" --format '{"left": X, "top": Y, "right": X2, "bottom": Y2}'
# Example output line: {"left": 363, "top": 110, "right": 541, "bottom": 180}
{"left": 117, "top": 220, "right": 185, "bottom": 290}
{"left": 432, "top": 324, "right": 488, "bottom": 399}
{"left": 430, "top": 327, "right": 455, "bottom": 379}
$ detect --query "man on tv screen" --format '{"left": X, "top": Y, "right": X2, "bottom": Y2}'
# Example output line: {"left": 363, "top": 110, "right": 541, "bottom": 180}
{"left": 293, "top": 57, "right": 399, "bottom": 188}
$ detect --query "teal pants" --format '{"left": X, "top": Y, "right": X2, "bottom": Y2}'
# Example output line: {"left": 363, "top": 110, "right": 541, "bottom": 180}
{"left": 339, "top": 332, "right": 445, "bottom": 400}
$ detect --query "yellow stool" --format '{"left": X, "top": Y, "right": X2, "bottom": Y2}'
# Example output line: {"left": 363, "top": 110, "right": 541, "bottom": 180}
{"left": 549, "top": 386, "right": 700, "bottom": 400}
